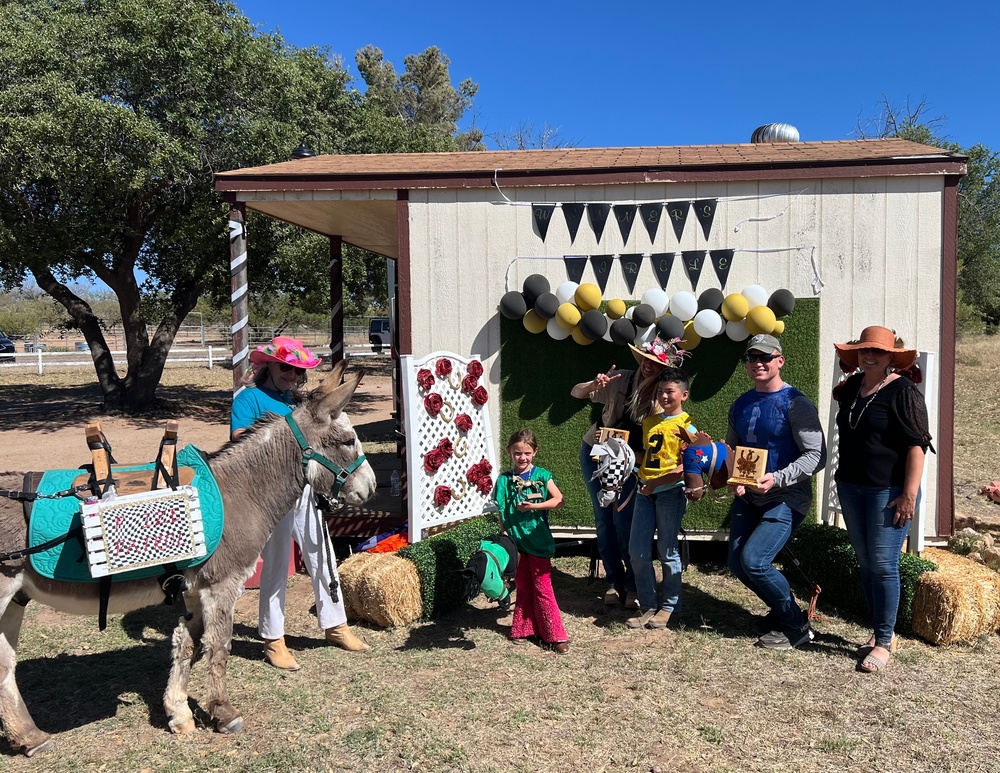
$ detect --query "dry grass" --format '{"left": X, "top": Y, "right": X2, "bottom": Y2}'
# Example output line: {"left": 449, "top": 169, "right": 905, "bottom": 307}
{"left": 954, "top": 335, "right": 1000, "bottom": 530}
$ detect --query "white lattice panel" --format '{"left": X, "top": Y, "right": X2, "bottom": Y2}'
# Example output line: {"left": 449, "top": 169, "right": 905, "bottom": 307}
{"left": 401, "top": 351, "right": 499, "bottom": 543}
{"left": 821, "top": 351, "right": 935, "bottom": 553}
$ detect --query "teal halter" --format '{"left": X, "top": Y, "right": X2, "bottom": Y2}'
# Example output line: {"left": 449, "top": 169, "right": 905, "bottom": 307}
{"left": 284, "top": 414, "right": 367, "bottom": 504}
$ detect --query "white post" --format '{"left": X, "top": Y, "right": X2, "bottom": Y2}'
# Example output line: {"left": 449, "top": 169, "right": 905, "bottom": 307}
{"left": 36, "top": 349, "right": 43, "bottom": 375}
{"left": 207, "top": 345, "right": 214, "bottom": 370}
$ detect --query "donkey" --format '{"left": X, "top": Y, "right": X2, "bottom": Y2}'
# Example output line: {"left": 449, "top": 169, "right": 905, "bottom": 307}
{"left": 0, "top": 359, "right": 376, "bottom": 756}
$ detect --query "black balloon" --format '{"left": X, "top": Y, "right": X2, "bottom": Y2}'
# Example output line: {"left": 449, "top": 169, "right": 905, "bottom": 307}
{"left": 656, "top": 314, "right": 685, "bottom": 341}
{"left": 580, "top": 309, "right": 608, "bottom": 340}
{"left": 534, "top": 292, "right": 559, "bottom": 319}
{"left": 499, "top": 291, "right": 527, "bottom": 320}
{"left": 768, "top": 288, "right": 795, "bottom": 318}
{"left": 522, "top": 274, "right": 550, "bottom": 308}
{"left": 609, "top": 318, "right": 637, "bottom": 345}
{"left": 698, "top": 287, "right": 725, "bottom": 312}
{"left": 632, "top": 303, "right": 655, "bottom": 328}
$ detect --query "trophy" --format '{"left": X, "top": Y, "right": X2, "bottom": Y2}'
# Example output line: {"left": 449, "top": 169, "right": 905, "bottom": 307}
{"left": 727, "top": 446, "right": 768, "bottom": 487}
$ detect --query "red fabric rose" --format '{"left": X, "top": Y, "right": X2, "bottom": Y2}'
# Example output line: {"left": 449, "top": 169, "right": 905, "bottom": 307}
{"left": 461, "top": 374, "right": 478, "bottom": 395}
{"left": 437, "top": 437, "right": 454, "bottom": 459}
{"left": 475, "top": 475, "right": 492, "bottom": 495}
{"left": 416, "top": 368, "right": 434, "bottom": 391}
{"left": 424, "top": 393, "right": 443, "bottom": 417}
{"left": 454, "top": 413, "right": 473, "bottom": 433}
{"left": 435, "top": 358, "right": 452, "bottom": 377}
{"left": 424, "top": 448, "right": 446, "bottom": 474}
{"left": 466, "top": 458, "right": 493, "bottom": 486}
{"left": 471, "top": 386, "right": 489, "bottom": 406}
{"left": 467, "top": 359, "right": 484, "bottom": 379}
{"left": 433, "top": 486, "right": 452, "bottom": 507}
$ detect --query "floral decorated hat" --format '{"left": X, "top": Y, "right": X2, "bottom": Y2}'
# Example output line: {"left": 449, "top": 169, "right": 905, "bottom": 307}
{"left": 628, "top": 338, "right": 687, "bottom": 369}
{"left": 249, "top": 336, "right": 322, "bottom": 369}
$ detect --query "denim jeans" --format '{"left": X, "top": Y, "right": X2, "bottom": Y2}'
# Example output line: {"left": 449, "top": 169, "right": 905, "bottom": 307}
{"left": 629, "top": 486, "right": 686, "bottom": 613}
{"left": 580, "top": 443, "right": 637, "bottom": 593}
{"left": 837, "top": 481, "right": 913, "bottom": 647}
{"left": 727, "top": 497, "right": 807, "bottom": 632}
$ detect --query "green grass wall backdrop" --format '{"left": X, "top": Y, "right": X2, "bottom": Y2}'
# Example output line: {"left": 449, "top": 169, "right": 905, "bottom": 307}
{"left": 499, "top": 299, "right": 820, "bottom": 530}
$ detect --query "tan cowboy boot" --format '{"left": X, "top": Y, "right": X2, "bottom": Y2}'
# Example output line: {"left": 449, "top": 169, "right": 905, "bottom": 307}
{"left": 263, "top": 637, "right": 301, "bottom": 670}
{"left": 325, "top": 623, "right": 370, "bottom": 652}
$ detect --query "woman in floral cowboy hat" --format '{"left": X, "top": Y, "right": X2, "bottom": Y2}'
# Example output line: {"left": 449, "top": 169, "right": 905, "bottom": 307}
{"left": 231, "top": 336, "right": 368, "bottom": 670}
{"left": 833, "top": 326, "right": 933, "bottom": 673}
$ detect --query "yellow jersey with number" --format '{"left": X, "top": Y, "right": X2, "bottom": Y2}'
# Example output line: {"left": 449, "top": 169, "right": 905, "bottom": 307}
{"left": 638, "top": 412, "right": 695, "bottom": 481}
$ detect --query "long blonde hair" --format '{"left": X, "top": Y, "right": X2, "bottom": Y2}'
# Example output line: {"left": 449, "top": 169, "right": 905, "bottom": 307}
{"left": 626, "top": 370, "right": 662, "bottom": 423}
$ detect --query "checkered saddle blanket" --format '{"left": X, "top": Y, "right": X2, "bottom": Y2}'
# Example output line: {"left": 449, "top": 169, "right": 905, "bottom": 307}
{"left": 589, "top": 437, "right": 636, "bottom": 508}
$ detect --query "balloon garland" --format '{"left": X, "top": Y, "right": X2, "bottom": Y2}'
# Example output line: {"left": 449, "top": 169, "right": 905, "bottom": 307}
{"left": 498, "top": 273, "right": 796, "bottom": 352}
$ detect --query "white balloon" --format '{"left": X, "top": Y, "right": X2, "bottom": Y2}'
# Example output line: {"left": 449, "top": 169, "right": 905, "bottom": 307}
{"left": 668, "top": 291, "right": 698, "bottom": 322}
{"left": 725, "top": 319, "right": 750, "bottom": 341}
{"left": 546, "top": 316, "right": 572, "bottom": 340}
{"left": 742, "top": 284, "right": 769, "bottom": 308}
{"left": 640, "top": 288, "right": 669, "bottom": 316}
{"left": 624, "top": 305, "right": 636, "bottom": 320}
{"left": 634, "top": 324, "right": 656, "bottom": 345}
{"left": 555, "top": 281, "right": 580, "bottom": 305}
{"left": 693, "top": 309, "right": 724, "bottom": 338}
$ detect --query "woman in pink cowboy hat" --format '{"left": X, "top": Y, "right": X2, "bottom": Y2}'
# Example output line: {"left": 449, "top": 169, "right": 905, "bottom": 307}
{"left": 231, "top": 336, "right": 369, "bottom": 670}
{"left": 833, "top": 326, "right": 933, "bottom": 674}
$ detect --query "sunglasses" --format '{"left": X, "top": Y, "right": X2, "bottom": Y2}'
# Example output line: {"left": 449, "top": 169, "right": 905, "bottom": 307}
{"left": 278, "top": 363, "right": 306, "bottom": 374}
{"left": 744, "top": 352, "right": 780, "bottom": 364}
{"left": 857, "top": 347, "right": 888, "bottom": 356}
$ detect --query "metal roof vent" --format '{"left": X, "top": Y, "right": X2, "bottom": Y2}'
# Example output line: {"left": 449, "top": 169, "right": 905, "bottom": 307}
{"left": 751, "top": 123, "right": 800, "bottom": 143}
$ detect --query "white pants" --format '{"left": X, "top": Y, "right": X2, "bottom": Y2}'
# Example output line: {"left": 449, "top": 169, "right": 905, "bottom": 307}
{"left": 258, "top": 483, "right": 347, "bottom": 640}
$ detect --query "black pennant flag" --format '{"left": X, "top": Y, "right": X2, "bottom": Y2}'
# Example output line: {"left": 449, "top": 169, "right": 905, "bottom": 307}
{"left": 618, "top": 254, "right": 644, "bottom": 294}
{"left": 693, "top": 198, "right": 718, "bottom": 240}
{"left": 650, "top": 253, "right": 675, "bottom": 290}
{"left": 587, "top": 203, "right": 612, "bottom": 243}
{"left": 531, "top": 204, "right": 555, "bottom": 241}
{"left": 665, "top": 201, "right": 690, "bottom": 242}
{"left": 562, "top": 203, "right": 585, "bottom": 243}
{"left": 564, "top": 255, "right": 588, "bottom": 284}
{"left": 682, "top": 250, "right": 707, "bottom": 292}
{"left": 639, "top": 203, "right": 662, "bottom": 242}
{"left": 613, "top": 204, "right": 637, "bottom": 245}
{"left": 589, "top": 255, "right": 614, "bottom": 292}
{"left": 710, "top": 249, "right": 735, "bottom": 290}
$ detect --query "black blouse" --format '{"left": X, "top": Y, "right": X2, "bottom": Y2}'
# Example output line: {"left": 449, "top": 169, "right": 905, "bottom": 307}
{"left": 834, "top": 374, "right": 933, "bottom": 488}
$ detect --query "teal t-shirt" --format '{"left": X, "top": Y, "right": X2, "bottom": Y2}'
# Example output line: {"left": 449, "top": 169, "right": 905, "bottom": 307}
{"left": 493, "top": 466, "right": 556, "bottom": 559}
{"left": 230, "top": 385, "right": 292, "bottom": 435}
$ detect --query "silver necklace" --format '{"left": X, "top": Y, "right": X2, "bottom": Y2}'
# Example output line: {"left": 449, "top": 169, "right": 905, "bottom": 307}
{"left": 847, "top": 374, "right": 891, "bottom": 430}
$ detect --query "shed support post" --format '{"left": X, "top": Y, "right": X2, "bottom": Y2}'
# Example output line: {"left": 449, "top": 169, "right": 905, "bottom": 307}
{"left": 329, "top": 235, "right": 344, "bottom": 366}
{"left": 229, "top": 203, "right": 249, "bottom": 394}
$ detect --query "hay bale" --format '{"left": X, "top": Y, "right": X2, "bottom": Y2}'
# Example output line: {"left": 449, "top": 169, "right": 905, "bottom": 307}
{"left": 912, "top": 548, "right": 1000, "bottom": 645}
{"left": 338, "top": 552, "right": 423, "bottom": 628}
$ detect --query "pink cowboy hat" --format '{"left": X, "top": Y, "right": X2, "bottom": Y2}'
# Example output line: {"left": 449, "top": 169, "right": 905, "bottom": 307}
{"left": 249, "top": 336, "right": 322, "bottom": 369}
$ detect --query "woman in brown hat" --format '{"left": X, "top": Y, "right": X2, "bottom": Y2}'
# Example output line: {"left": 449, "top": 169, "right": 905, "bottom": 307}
{"left": 231, "top": 336, "right": 370, "bottom": 670}
{"left": 833, "top": 326, "right": 933, "bottom": 673}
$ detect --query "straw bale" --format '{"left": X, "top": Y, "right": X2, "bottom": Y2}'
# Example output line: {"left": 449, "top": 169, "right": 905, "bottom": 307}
{"left": 338, "top": 551, "right": 423, "bottom": 628}
{"left": 912, "top": 548, "right": 1000, "bottom": 645}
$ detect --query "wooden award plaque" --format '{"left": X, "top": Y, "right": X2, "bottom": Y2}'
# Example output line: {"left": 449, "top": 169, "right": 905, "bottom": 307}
{"left": 727, "top": 446, "right": 768, "bottom": 486}
{"left": 596, "top": 427, "right": 630, "bottom": 445}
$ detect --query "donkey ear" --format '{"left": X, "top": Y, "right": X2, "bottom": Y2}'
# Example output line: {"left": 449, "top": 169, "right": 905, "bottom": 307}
{"left": 313, "top": 366, "right": 364, "bottom": 418}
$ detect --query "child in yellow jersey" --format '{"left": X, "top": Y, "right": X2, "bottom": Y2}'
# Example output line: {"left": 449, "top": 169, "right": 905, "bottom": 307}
{"left": 627, "top": 367, "right": 697, "bottom": 629}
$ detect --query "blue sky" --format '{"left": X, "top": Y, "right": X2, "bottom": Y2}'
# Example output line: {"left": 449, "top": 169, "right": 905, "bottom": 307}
{"left": 236, "top": 0, "right": 999, "bottom": 153}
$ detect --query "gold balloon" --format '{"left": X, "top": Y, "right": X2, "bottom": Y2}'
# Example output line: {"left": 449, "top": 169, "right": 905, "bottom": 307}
{"left": 522, "top": 309, "right": 547, "bottom": 334}
{"left": 745, "top": 305, "right": 777, "bottom": 335}
{"left": 606, "top": 298, "right": 627, "bottom": 319}
{"left": 575, "top": 283, "right": 602, "bottom": 312}
{"left": 681, "top": 320, "right": 702, "bottom": 350}
{"left": 722, "top": 293, "right": 750, "bottom": 322}
{"left": 571, "top": 326, "right": 595, "bottom": 345}
{"left": 556, "top": 302, "right": 582, "bottom": 330}
{"left": 772, "top": 319, "right": 785, "bottom": 335}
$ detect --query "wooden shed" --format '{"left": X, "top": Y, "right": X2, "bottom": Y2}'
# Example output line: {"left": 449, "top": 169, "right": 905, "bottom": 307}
{"left": 216, "top": 138, "right": 966, "bottom": 543}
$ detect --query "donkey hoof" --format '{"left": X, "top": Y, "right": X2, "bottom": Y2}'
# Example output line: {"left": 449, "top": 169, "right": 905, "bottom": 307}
{"left": 25, "top": 738, "right": 54, "bottom": 757}
{"left": 169, "top": 717, "right": 197, "bottom": 735}
{"left": 218, "top": 716, "right": 244, "bottom": 734}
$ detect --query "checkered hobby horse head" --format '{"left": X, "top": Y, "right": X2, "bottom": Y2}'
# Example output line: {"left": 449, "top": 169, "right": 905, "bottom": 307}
{"left": 589, "top": 437, "right": 636, "bottom": 509}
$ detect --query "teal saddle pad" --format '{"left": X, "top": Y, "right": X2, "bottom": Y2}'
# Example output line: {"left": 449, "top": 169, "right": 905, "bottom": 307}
{"left": 28, "top": 445, "right": 224, "bottom": 583}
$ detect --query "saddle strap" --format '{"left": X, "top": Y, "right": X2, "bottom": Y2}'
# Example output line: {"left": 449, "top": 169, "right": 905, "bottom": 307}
{"left": 0, "top": 523, "right": 82, "bottom": 563}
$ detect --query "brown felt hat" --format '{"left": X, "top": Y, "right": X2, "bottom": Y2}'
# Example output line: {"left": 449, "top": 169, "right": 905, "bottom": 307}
{"left": 834, "top": 326, "right": 916, "bottom": 371}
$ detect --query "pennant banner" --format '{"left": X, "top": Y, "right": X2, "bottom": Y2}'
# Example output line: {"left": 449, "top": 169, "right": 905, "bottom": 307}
{"left": 587, "top": 203, "right": 612, "bottom": 243}
{"left": 532, "top": 204, "right": 555, "bottom": 241}
{"left": 613, "top": 204, "right": 637, "bottom": 245}
{"left": 650, "top": 252, "right": 675, "bottom": 291}
{"left": 639, "top": 203, "right": 662, "bottom": 243}
{"left": 693, "top": 198, "right": 718, "bottom": 240}
{"left": 618, "top": 254, "right": 644, "bottom": 294}
{"left": 562, "top": 203, "right": 585, "bottom": 243}
{"left": 710, "top": 249, "right": 735, "bottom": 291}
{"left": 682, "top": 250, "right": 707, "bottom": 292}
{"left": 564, "top": 255, "right": 588, "bottom": 284}
{"left": 665, "top": 201, "right": 690, "bottom": 242}
{"left": 589, "top": 254, "right": 614, "bottom": 293}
